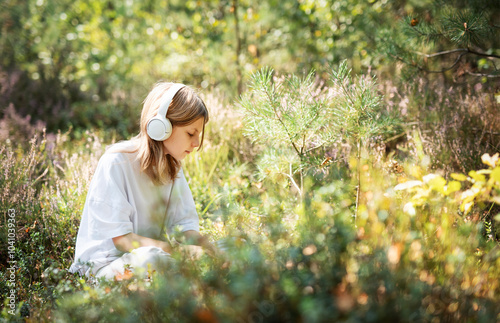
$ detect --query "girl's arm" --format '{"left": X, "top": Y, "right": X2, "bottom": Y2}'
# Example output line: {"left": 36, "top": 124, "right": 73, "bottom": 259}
{"left": 112, "top": 233, "right": 173, "bottom": 253}
{"left": 112, "top": 232, "right": 204, "bottom": 258}
{"left": 182, "top": 230, "right": 220, "bottom": 257}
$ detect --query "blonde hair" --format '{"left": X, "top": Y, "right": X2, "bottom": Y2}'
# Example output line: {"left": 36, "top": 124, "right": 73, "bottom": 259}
{"left": 110, "top": 82, "right": 209, "bottom": 185}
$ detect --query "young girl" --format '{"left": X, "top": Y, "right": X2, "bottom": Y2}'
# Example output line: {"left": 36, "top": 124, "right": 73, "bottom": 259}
{"left": 69, "top": 82, "right": 217, "bottom": 279}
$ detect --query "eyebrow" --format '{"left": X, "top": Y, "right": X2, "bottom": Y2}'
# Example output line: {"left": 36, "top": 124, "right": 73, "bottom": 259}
{"left": 190, "top": 128, "right": 200, "bottom": 134}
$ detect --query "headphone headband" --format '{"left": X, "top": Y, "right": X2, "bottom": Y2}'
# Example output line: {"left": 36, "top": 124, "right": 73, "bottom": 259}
{"left": 158, "top": 83, "right": 186, "bottom": 118}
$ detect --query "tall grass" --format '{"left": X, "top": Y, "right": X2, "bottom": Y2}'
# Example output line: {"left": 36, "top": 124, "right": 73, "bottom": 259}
{"left": 381, "top": 78, "right": 500, "bottom": 173}
{"left": 0, "top": 106, "right": 105, "bottom": 316}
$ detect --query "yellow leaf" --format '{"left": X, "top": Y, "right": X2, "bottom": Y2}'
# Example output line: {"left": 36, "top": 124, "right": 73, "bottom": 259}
{"left": 422, "top": 174, "right": 439, "bottom": 183}
{"left": 491, "top": 167, "right": 500, "bottom": 183}
{"left": 461, "top": 201, "right": 474, "bottom": 214}
{"left": 444, "top": 181, "right": 461, "bottom": 195}
{"left": 468, "top": 170, "right": 486, "bottom": 183}
{"left": 427, "top": 176, "right": 446, "bottom": 194}
{"left": 460, "top": 187, "right": 480, "bottom": 204}
{"left": 409, "top": 165, "right": 422, "bottom": 179}
{"left": 450, "top": 173, "right": 467, "bottom": 181}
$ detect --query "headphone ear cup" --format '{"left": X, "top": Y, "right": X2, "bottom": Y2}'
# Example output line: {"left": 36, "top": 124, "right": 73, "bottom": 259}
{"left": 147, "top": 83, "right": 184, "bottom": 141}
{"left": 147, "top": 115, "right": 172, "bottom": 141}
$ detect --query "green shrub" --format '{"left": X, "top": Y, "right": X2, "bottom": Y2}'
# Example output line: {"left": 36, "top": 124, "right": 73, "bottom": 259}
{"left": 0, "top": 110, "right": 105, "bottom": 317}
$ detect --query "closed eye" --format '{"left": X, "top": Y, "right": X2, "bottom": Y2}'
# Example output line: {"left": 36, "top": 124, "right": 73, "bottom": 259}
{"left": 188, "top": 132, "right": 194, "bottom": 137}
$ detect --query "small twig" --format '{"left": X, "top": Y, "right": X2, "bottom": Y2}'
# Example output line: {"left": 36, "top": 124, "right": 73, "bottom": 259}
{"left": 421, "top": 53, "right": 467, "bottom": 73}
{"left": 264, "top": 89, "right": 301, "bottom": 157}
{"left": 469, "top": 128, "right": 500, "bottom": 135}
{"left": 478, "top": 122, "right": 487, "bottom": 148}
{"left": 383, "top": 132, "right": 406, "bottom": 144}
{"left": 305, "top": 141, "right": 328, "bottom": 154}
{"left": 467, "top": 48, "right": 500, "bottom": 59}
{"left": 355, "top": 139, "right": 361, "bottom": 225}
{"left": 278, "top": 163, "right": 301, "bottom": 195}
{"left": 415, "top": 48, "right": 500, "bottom": 60}
{"left": 465, "top": 71, "right": 500, "bottom": 78}
{"left": 415, "top": 48, "right": 468, "bottom": 58}
{"left": 32, "top": 167, "right": 49, "bottom": 186}
{"left": 393, "top": 48, "right": 500, "bottom": 75}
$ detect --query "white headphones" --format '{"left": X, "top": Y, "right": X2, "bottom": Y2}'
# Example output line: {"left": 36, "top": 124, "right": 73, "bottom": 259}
{"left": 147, "top": 83, "right": 186, "bottom": 141}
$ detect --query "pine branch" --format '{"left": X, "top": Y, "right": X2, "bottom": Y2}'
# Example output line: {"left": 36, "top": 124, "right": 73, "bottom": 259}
{"left": 465, "top": 71, "right": 500, "bottom": 78}
{"left": 410, "top": 48, "right": 500, "bottom": 74}
{"left": 422, "top": 52, "right": 467, "bottom": 73}
{"left": 396, "top": 47, "right": 500, "bottom": 74}
{"left": 305, "top": 141, "right": 327, "bottom": 154}
{"left": 264, "top": 86, "right": 301, "bottom": 157}
{"left": 415, "top": 48, "right": 500, "bottom": 59}
{"left": 415, "top": 48, "right": 467, "bottom": 58}
{"left": 467, "top": 48, "right": 500, "bottom": 59}
{"left": 301, "top": 134, "right": 306, "bottom": 155}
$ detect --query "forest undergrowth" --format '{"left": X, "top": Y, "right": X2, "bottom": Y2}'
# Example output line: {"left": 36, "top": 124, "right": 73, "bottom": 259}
{"left": 1, "top": 73, "right": 499, "bottom": 322}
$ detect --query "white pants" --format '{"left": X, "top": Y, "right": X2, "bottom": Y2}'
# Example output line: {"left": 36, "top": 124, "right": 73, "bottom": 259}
{"left": 96, "top": 246, "right": 172, "bottom": 280}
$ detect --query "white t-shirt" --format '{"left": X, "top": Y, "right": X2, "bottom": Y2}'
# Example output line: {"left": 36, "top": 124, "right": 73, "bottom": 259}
{"left": 69, "top": 140, "right": 199, "bottom": 276}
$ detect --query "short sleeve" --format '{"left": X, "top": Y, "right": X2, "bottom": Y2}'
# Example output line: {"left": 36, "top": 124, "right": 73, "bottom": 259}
{"left": 86, "top": 153, "right": 135, "bottom": 240}
{"left": 165, "top": 168, "right": 200, "bottom": 233}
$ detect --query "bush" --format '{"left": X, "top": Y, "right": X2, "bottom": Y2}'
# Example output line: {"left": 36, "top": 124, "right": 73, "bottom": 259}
{"left": 0, "top": 107, "right": 105, "bottom": 317}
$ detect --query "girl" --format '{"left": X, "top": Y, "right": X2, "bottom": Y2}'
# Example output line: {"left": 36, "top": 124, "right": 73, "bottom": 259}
{"left": 69, "top": 82, "right": 217, "bottom": 279}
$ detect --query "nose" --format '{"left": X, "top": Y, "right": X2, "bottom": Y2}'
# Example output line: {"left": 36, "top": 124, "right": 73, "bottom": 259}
{"left": 192, "top": 135, "right": 200, "bottom": 148}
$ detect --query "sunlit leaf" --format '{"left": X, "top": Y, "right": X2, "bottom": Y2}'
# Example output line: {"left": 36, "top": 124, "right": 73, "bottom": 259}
{"left": 491, "top": 167, "right": 500, "bottom": 183}
{"left": 468, "top": 170, "right": 486, "bottom": 183}
{"left": 481, "top": 153, "right": 499, "bottom": 168}
{"left": 444, "top": 181, "right": 461, "bottom": 195}
{"left": 422, "top": 174, "right": 438, "bottom": 183}
{"left": 450, "top": 173, "right": 467, "bottom": 181}
{"left": 403, "top": 202, "right": 416, "bottom": 216}
{"left": 427, "top": 175, "right": 446, "bottom": 194}
{"left": 460, "top": 187, "right": 480, "bottom": 204}
{"left": 460, "top": 201, "right": 474, "bottom": 214}
{"left": 394, "top": 180, "right": 423, "bottom": 191}
{"left": 491, "top": 196, "right": 500, "bottom": 205}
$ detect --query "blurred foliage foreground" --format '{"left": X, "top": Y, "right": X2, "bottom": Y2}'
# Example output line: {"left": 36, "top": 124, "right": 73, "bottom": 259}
{"left": 1, "top": 67, "right": 500, "bottom": 322}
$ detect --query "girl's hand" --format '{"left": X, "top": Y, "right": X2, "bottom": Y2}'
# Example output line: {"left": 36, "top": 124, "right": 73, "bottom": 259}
{"left": 179, "top": 245, "right": 204, "bottom": 259}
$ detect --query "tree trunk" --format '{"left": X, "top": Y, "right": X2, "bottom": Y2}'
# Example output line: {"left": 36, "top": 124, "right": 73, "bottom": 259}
{"left": 232, "top": 0, "right": 243, "bottom": 95}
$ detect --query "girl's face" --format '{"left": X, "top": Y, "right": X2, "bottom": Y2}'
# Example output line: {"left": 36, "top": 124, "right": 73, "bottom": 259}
{"left": 162, "top": 117, "right": 204, "bottom": 161}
